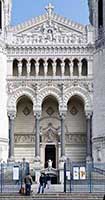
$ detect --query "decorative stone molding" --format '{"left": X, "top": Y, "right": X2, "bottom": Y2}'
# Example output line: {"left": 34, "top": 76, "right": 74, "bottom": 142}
{"left": 14, "top": 134, "right": 35, "bottom": 144}
{"left": 38, "top": 86, "right": 62, "bottom": 108}
{"left": 7, "top": 111, "right": 16, "bottom": 119}
{"left": 65, "top": 133, "right": 86, "bottom": 145}
{"left": 64, "top": 86, "right": 93, "bottom": 112}
{"left": 9, "top": 10, "right": 85, "bottom": 34}
{"left": 7, "top": 86, "right": 36, "bottom": 112}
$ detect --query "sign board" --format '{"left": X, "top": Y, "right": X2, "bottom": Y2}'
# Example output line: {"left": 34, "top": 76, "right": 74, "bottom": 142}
{"left": 66, "top": 171, "right": 71, "bottom": 180}
{"left": 80, "top": 167, "right": 86, "bottom": 180}
{"left": 73, "top": 167, "right": 79, "bottom": 180}
{"left": 13, "top": 166, "right": 19, "bottom": 180}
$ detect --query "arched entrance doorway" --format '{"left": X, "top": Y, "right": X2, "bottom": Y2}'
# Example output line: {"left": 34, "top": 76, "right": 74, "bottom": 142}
{"left": 45, "top": 144, "right": 56, "bottom": 168}
{"left": 66, "top": 95, "right": 86, "bottom": 162}
{"left": 14, "top": 95, "right": 34, "bottom": 161}
{"left": 40, "top": 95, "right": 60, "bottom": 171}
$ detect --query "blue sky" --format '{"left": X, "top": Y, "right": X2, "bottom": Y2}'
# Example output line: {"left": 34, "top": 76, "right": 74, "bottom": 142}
{"left": 12, "top": 0, "right": 89, "bottom": 26}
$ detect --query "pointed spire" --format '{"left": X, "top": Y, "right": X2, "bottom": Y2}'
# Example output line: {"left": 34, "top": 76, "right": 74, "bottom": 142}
{"left": 45, "top": 3, "right": 54, "bottom": 17}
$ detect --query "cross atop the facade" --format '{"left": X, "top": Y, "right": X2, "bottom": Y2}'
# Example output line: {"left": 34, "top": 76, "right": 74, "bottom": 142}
{"left": 45, "top": 3, "right": 54, "bottom": 16}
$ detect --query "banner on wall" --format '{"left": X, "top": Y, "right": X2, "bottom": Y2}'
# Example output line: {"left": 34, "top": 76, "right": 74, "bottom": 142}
{"left": 73, "top": 167, "right": 79, "bottom": 180}
{"left": 80, "top": 167, "right": 86, "bottom": 180}
{"left": 66, "top": 171, "right": 71, "bottom": 180}
{"left": 13, "top": 166, "right": 19, "bottom": 180}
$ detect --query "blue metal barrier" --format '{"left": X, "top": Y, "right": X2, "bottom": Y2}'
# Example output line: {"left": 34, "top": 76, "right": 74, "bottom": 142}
{"left": 64, "top": 161, "right": 105, "bottom": 193}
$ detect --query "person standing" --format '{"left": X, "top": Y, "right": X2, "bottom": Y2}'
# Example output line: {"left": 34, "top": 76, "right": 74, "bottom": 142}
{"left": 46, "top": 174, "right": 51, "bottom": 189}
{"left": 24, "top": 174, "right": 33, "bottom": 195}
{"left": 37, "top": 173, "right": 45, "bottom": 194}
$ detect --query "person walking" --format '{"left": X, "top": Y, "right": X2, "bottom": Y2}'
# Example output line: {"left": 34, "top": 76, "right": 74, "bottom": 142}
{"left": 37, "top": 173, "right": 45, "bottom": 194}
{"left": 24, "top": 173, "right": 33, "bottom": 195}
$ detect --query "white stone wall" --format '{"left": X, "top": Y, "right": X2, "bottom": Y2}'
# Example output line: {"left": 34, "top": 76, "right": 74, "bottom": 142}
{"left": 0, "top": 52, "right": 8, "bottom": 161}
{"left": 93, "top": 48, "right": 105, "bottom": 162}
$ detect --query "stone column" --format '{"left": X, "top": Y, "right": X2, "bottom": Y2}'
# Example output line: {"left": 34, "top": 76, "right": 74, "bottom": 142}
{"left": 59, "top": 112, "right": 66, "bottom": 184}
{"left": 88, "top": 58, "right": 93, "bottom": 77}
{"left": 61, "top": 61, "right": 65, "bottom": 77}
{"left": 78, "top": 61, "right": 82, "bottom": 76}
{"left": 86, "top": 112, "right": 92, "bottom": 162}
{"left": 18, "top": 61, "right": 22, "bottom": 76}
{"left": 60, "top": 112, "right": 66, "bottom": 158}
{"left": 34, "top": 111, "right": 41, "bottom": 183}
{"left": 44, "top": 60, "right": 48, "bottom": 76}
{"left": 70, "top": 61, "right": 73, "bottom": 76}
{"left": 53, "top": 60, "right": 56, "bottom": 76}
{"left": 34, "top": 112, "right": 41, "bottom": 160}
{"left": 8, "top": 112, "right": 16, "bottom": 161}
{"left": 36, "top": 60, "right": 39, "bottom": 76}
{"left": 27, "top": 61, "right": 31, "bottom": 77}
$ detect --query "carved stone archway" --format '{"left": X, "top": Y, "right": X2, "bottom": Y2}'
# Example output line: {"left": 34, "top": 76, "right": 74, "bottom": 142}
{"left": 38, "top": 86, "right": 62, "bottom": 110}
{"left": 64, "top": 86, "right": 93, "bottom": 113}
{"left": 7, "top": 86, "right": 36, "bottom": 113}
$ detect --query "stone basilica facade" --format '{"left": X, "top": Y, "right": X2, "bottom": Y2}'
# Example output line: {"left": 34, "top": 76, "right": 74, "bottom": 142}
{"left": 0, "top": 0, "right": 103, "bottom": 182}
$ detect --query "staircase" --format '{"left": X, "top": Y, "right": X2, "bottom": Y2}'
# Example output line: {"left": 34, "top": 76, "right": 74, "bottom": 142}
{"left": 0, "top": 185, "right": 104, "bottom": 200}
{"left": 0, "top": 193, "right": 104, "bottom": 200}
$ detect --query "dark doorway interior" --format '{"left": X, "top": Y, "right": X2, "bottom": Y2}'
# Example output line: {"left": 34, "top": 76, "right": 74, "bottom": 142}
{"left": 45, "top": 145, "right": 56, "bottom": 168}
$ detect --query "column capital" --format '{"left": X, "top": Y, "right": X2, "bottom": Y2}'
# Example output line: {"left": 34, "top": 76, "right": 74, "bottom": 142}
{"left": 34, "top": 111, "right": 41, "bottom": 119}
{"left": 8, "top": 111, "right": 16, "bottom": 120}
{"left": 85, "top": 111, "right": 93, "bottom": 119}
{"left": 59, "top": 111, "right": 66, "bottom": 119}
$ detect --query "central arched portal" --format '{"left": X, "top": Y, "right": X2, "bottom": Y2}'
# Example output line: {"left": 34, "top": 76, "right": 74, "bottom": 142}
{"left": 40, "top": 95, "right": 60, "bottom": 171}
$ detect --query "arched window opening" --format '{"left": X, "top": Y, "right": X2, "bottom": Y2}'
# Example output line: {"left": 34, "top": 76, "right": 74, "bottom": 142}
{"left": 64, "top": 59, "right": 70, "bottom": 76}
{"left": 13, "top": 59, "right": 18, "bottom": 76}
{"left": 0, "top": 1, "right": 2, "bottom": 29}
{"left": 22, "top": 59, "right": 27, "bottom": 76}
{"left": 39, "top": 59, "right": 44, "bottom": 76}
{"left": 47, "top": 59, "right": 53, "bottom": 76}
{"left": 56, "top": 59, "right": 61, "bottom": 76}
{"left": 98, "top": 0, "right": 103, "bottom": 28}
{"left": 81, "top": 59, "right": 88, "bottom": 76}
{"left": 73, "top": 59, "right": 79, "bottom": 76}
{"left": 30, "top": 59, "right": 35, "bottom": 76}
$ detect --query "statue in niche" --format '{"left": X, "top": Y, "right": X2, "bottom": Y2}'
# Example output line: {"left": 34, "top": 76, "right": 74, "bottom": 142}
{"left": 48, "top": 159, "right": 53, "bottom": 169}
{"left": 47, "top": 128, "right": 54, "bottom": 142}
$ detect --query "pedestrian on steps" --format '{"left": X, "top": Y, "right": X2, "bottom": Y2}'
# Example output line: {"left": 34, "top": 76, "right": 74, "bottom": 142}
{"left": 24, "top": 173, "right": 33, "bottom": 196}
{"left": 37, "top": 173, "right": 45, "bottom": 194}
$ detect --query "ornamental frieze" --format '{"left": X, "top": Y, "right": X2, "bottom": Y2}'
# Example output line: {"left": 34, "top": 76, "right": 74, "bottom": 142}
{"left": 7, "top": 79, "right": 93, "bottom": 95}
{"left": 65, "top": 133, "right": 86, "bottom": 145}
{"left": 7, "top": 45, "right": 93, "bottom": 56}
{"left": 14, "top": 134, "right": 35, "bottom": 144}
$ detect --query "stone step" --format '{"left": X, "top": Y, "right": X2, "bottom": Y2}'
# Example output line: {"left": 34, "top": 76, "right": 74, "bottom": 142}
{"left": 0, "top": 193, "right": 104, "bottom": 200}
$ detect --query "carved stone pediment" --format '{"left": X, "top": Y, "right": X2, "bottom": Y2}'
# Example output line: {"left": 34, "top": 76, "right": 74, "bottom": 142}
{"left": 8, "top": 6, "right": 87, "bottom": 46}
